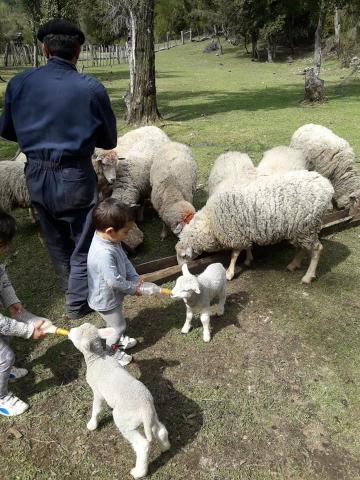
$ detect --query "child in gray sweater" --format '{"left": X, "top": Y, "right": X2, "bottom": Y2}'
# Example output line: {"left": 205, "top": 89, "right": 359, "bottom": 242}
{"left": 87, "top": 199, "right": 143, "bottom": 366}
{"left": 0, "top": 210, "right": 46, "bottom": 416}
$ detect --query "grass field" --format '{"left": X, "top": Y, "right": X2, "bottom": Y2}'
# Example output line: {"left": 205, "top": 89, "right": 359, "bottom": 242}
{"left": 1, "top": 42, "right": 360, "bottom": 480}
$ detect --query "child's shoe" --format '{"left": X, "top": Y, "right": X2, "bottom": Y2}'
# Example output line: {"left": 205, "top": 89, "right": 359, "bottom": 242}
{"left": 118, "top": 335, "right": 137, "bottom": 350}
{"left": 113, "top": 350, "right": 133, "bottom": 366}
{"left": 0, "top": 392, "right": 29, "bottom": 416}
{"left": 9, "top": 367, "right": 28, "bottom": 382}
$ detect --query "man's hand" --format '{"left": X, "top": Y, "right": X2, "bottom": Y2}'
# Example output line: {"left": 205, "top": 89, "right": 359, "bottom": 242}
{"left": 8, "top": 302, "right": 23, "bottom": 318}
{"left": 32, "top": 320, "right": 46, "bottom": 340}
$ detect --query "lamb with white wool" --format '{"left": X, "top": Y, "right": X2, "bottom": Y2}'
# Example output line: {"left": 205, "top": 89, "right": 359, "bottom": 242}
{"left": 68, "top": 323, "right": 170, "bottom": 479}
{"left": 114, "top": 126, "right": 169, "bottom": 158}
{"left": 290, "top": 124, "right": 360, "bottom": 209}
{"left": 150, "top": 141, "right": 197, "bottom": 239}
{"left": 257, "top": 146, "right": 306, "bottom": 175}
{"left": 176, "top": 171, "right": 334, "bottom": 284}
{"left": 171, "top": 263, "right": 227, "bottom": 342}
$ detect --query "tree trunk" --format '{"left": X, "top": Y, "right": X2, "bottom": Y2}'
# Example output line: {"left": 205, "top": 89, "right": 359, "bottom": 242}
{"left": 314, "top": 0, "right": 326, "bottom": 76}
{"left": 126, "top": 0, "right": 160, "bottom": 125}
{"left": 267, "top": 38, "right": 273, "bottom": 62}
{"left": 334, "top": 6, "right": 340, "bottom": 56}
{"left": 244, "top": 34, "right": 249, "bottom": 54}
{"left": 304, "top": 67, "right": 325, "bottom": 103}
{"left": 32, "top": 29, "right": 39, "bottom": 67}
{"left": 251, "top": 31, "right": 259, "bottom": 60}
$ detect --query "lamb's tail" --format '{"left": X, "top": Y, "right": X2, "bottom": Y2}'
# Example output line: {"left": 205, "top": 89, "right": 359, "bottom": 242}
{"left": 142, "top": 406, "right": 154, "bottom": 442}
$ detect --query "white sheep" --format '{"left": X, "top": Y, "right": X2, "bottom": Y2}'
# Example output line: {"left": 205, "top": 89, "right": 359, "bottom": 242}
{"left": 171, "top": 263, "right": 227, "bottom": 342}
{"left": 257, "top": 146, "right": 306, "bottom": 175}
{"left": 208, "top": 151, "right": 257, "bottom": 266}
{"left": 115, "top": 126, "right": 169, "bottom": 158}
{"left": 176, "top": 171, "right": 334, "bottom": 284}
{"left": 150, "top": 141, "right": 197, "bottom": 240}
{"left": 92, "top": 149, "right": 118, "bottom": 199}
{"left": 290, "top": 124, "right": 360, "bottom": 209}
{"left": 68, "top": 323, "right": 170, "bottom": 479}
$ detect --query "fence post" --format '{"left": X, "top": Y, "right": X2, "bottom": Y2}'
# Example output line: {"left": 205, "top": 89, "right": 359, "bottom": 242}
{"left": 181, "top": 31, "right": 184, "bottom": 45}
{"left": 166, "top": 32, "right": 170, "bottom": 49}
{"left": 189, "top": 29, "right": 192, "bottom": 42}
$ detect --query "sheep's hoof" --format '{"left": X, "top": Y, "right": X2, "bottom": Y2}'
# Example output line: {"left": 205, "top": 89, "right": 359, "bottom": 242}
{"left": 287, "top": 261, "right": 301, "bottom": 272}
{"left": 87, "top": 420, "right": 98, "bottom": 431}
{"left": 160, "top": 440, "right": 171, "bottom": 452}
{"left": 216, "top": 307, "right": 224, "bottom": 316}
{"left": 130, "top": 467, "right": 147, "bottom": 479}
{"left": 181, "top": 324, "right": 191, "bottom": 334}
{"left": 203, "top": 332, "right": 211, "bottom": 343}
{"left": 226, "top": 270, "right": 234, "bottom": 281}
{"left": 301, "top": 274, "right": 315, "bottom": 285}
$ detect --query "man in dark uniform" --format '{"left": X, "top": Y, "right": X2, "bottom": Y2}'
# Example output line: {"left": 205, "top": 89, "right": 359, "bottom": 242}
{"left": 0, "top": 19, "right": 117, "bottom": 319}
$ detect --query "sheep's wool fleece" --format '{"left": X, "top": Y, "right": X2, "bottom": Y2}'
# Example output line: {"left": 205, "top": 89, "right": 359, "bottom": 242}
{"left": 257, "top": 146, "right": 306, "bottom": 175}
{"left": 0, "top": 160, "right": 31, "bottom": 211}
{"left": 209, "top": 171, "right": 334, "bottom": 249}
{"left": 208, "top": 152, "right": 256, "bottom": 197}
{"left": 115, "top": 126, "right": 169, "bottom": 158}
{"left": 290, "top": 124, "right": 360, "bottom": 207}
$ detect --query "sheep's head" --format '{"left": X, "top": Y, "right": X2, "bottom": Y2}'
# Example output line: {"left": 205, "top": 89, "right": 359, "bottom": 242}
{"left": 93, "top": 149, "right": 118, "bottom": 184}
{"left": 68, "top": 323, "right": 115, "bottom": 355}
{"left": 171, "top": 264, "right": 200, "bottom": 300}
{"left": 349, "top": 190, "right": 360, "bottom": 217}
{"left": 175, "top": 240, "right": 196, "bottom": 265}
{"left": 171, "top": 203, "right": 196, "bottom": 236}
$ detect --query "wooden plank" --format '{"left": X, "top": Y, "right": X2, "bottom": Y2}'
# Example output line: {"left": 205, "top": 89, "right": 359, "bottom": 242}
{"left": 135, "top": 255, "right": 178, "bottom": 274}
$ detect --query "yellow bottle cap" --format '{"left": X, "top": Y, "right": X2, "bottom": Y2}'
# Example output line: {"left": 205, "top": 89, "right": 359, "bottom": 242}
{"left": 160, "top": 288, "right": 172, "bottom": 295}
{"left": 55, "top": 327, "right": 70, "bottom": 336}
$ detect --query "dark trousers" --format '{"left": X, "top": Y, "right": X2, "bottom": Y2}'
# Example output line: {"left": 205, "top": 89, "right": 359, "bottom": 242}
{"left": 25, "top": 157, "right": 97, "bottom": 312}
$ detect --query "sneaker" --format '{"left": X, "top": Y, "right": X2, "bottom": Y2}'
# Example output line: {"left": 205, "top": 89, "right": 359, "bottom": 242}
{"left": 64, "top": 303, "right": 94, "bottom": 320}
{"left": 113, "top": 350, "right": 133, "bottom": 366}
{"left": 9, "top": 367, "right": 28, "bottom": 382}
{"left": 0, "top": 392, "right": 29, "bottom": 416}
{"left": 118, "top": 335, "right": 137, "bottom": 350}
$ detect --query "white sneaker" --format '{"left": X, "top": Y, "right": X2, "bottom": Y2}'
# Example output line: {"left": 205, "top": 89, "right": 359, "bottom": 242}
{"left": 9, "top": 367, "right": 28, "bottom": 382}
{"left": 113, "top": 350, "right": 133, "bottom": 366}
{"left": 0, "top": 392, "right": 29, "bottom": 416}
{"left": 118, "top": 335, "right": 137, "bottom": 350}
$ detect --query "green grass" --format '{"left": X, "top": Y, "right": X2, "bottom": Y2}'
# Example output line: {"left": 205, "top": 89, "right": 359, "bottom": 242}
{"left": 1, "top": 43, "right": 360, "bottom": 480}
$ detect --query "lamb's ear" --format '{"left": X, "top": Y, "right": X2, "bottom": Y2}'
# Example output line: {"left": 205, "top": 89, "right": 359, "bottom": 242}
{"left": 98, "top": 327, "right": 116, "bottom": 339}
{"left": 182, "top": 263, "right": 190, "bottom": 276}
{"left": 194, "top": 284, "right": 201, "bottom": 294}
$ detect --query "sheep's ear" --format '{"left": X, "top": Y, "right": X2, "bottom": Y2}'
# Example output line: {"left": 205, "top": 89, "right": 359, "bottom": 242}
{"left": 194, "top": 284, "right": 201, "bottom": 294}
{"left": 173, "top": 223, "right": 183, "bottom": 235}
{"left": 182, "top": 263, "right": 190, "bottom": 276}
{"left": 98, "top": 327, "right": 116, "bottom": 339}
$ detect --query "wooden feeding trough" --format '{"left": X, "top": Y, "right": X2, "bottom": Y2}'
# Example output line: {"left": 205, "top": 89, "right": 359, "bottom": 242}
{"left": 135, "top": 208, "right": 360, "bottom": 284}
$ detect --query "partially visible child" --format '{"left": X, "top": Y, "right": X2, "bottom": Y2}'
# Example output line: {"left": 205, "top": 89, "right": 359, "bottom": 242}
{"left": 87, "top": 198, "right": 143, "bottom": 366}
{"left": 0, "top": 209, "right": 46, "bottom": 416}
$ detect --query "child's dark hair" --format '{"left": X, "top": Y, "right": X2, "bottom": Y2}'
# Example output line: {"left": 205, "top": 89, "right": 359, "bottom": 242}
{"left": 92, "top": 198, "right": 137, "bottom": 231}
{"left": 0, "top": 209, "right": 16, "bottom": 245}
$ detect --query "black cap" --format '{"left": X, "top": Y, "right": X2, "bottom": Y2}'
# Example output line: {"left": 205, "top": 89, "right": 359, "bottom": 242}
{"left": 37, "top": 19, "right": 85, "bottom": 45}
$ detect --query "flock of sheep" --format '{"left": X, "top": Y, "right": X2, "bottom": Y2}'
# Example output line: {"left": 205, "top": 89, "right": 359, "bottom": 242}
{"left": 1, "top": 123, "right": 360, "bottom": 283}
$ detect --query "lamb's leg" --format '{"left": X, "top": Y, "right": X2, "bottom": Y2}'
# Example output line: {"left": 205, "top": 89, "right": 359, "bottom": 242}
{"left": 87, "top": 391, "right": 104, "bottom": 431}
{"left": 226, "top": 249, "right": 241, "bottom": 280}
{"left": 216, "top": 288, "right": 226, "bottom": 316}
{"left": 181, "top": 305, "right": 193, "bottom": 334}
{"left": 160, "top": 222, "right": 168, "bottom": 241}
{"left": 152, "top": 420, "right": 170, "bottom": 452}
{"left": 301, "top": 241, "right": 323, "bottom": 284}
{"left": 244, "top": 247, "right": 253, "bottom": 267}
{"left": 287, "top": 248, "right": 306, "bottom": 272}
{"left": 120, "top": 428, "right": 150, "bottom": 479}
{"left": 200, "top": 309, "right": 211, "bottom": 343}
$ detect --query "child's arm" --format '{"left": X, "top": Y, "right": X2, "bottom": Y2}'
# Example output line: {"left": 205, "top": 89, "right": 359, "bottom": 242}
{"left": 124, "top": 256, "right": 139, "bottom": 283}
{"left": 0, "top": 265, "right": 21, "bottom": 313}
{"left": 0, "top": 312, "right": 35, "bottom": 339}
{"left": 102, "top": 253, "right": 139, "bottom": 295}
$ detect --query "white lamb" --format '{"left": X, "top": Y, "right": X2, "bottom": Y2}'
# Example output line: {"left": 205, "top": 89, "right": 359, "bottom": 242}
{"left": 171, "top": 263, "right": 227, "bottom": 342}
{"left": 176, "top": 171, "right": 334, "bottom": 284}
{"left": 68, "top": 323, "right": 170, "bottom": 479}
{"left": 114, "top": 126, "right": 169, "bottom": 158}
{"left": 290, "top": 124, "right": 360, "bottom": 209}
{"left": 150, "top": 141, "right": 197, "bottom": 239}
{"left": 208, "top": 151, "right": 257, "bottom": 266}
{"left": 257, "top": 146, "right": 307, "bottom": 175}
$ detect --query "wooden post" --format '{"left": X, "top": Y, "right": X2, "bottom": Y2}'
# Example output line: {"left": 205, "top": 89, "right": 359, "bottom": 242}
{"left": 166, "top": 32, "right": 170, "bottom": 49}
{"left": 181, "top": 30, "right": 184, "bottom": 45}
{"left": 189, "top": 28, "right": 192, "bottom": 42}
{"left": 33, "top": 44, "right": 37, "bottom": 68}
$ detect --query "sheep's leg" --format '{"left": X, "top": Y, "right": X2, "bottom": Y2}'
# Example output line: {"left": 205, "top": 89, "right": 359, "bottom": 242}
{"left": 120, "top": 428, "right": 150, "bottom": 479}
{"left": 152, "top": 420, "right": 170, "bottom": 452}
{"left": 160, "top": 222, "right": 168, "bottom": 241}
{"left": 200, "top": 309, "right": 211, "bottom": 343}
{"left": 244, "top": 247, "right": 253, "bottom": 267}
{"left": 29, "top": 207, "right": 37, "bottom": 224}
{"left": 216, "top": 288, "right": 226, "bottom": 316}
{"left": 87, "top": 391, "right": 104, "bottom": 431}
{"left": 137, "top": 204, "right": 145, "bottom": 223}
{"left": 301, "top": 242, "right": 323, "bottom": 284}
{"left": 287, "top": 248, "right": 306, "bottom": 272}
{"left": 181, "top": 305, "right": 193, "bottom": 334}
{"left": 226, "top": 249, "right": 241, "bottom": 280}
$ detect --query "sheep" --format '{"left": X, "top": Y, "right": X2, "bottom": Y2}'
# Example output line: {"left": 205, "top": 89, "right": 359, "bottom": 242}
{"left": 208, "top": 151, "right": 257, "bottom": 266}
{"left": 257, "top": 146, "right": 306, "bottom": 175}
{"left": 92, "top": 148, "right": 118, "bottom": 199}
{"left": 150, "top": 141, "right": 197, "bottom": 240}
{"left": 171, "top": 263, "right": 227, "bottom": 342}
{"left": 68, "top": 323, "right": 170, "bottom": 479}
{"left": 114, "top": 126, "right": 169, "bottom": 158}
{"left": 111, "top": 136, "right": 169, "bottom": 221}
{"left": 176, "top": 170, "right": 334, "bottom": 284}
{"left": 290, "top": 124, "right": 360, "bottom": 210}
